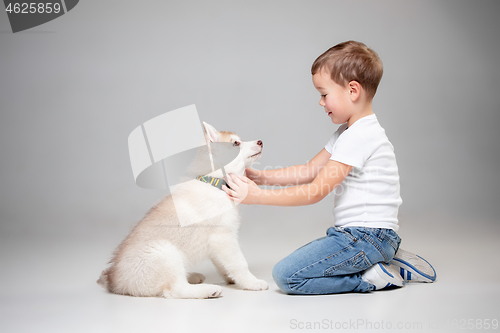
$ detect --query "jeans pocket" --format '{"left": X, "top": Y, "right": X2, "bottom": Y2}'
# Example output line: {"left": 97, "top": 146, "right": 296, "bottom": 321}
{"left": 324, "top": 251, "right": 372, "bottom": 276}
{"left": 333, "top": 227, "right": 358, "bottom": 242}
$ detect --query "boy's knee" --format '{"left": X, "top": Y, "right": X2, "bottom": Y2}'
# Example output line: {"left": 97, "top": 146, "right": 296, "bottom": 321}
{"left": 272, "top": 260, "right": 292, "bottom": 293}
{"left": 271, "top": 261, "right": 285, "bottom": 284}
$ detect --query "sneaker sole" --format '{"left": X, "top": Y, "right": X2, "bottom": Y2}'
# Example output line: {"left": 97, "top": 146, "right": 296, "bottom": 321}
{"left": 392, "top": 249, "right": 436, "bottom": 283}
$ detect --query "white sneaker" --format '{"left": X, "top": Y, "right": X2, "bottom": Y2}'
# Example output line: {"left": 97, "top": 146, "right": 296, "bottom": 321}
{"left": 391, "top": 248, "right": 437, "bottom": 283}
{"left": 361, "top": 262, "right": 405, "bottom": 291}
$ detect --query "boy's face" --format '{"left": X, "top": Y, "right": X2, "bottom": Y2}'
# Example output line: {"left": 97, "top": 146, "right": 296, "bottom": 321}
{"left": 312, "top": 70, "right": 353, "bottom": 125}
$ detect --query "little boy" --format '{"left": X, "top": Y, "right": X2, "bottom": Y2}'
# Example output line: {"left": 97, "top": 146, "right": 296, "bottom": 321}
{"left": 223, "top": 41, "right": 436, "bottom": 294}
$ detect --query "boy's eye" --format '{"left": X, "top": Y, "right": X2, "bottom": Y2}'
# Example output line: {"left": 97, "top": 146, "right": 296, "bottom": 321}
{"left": 321, "top": 94, "right": 327, "bottom": 98}
{"left": 233, "top": 141, "right": 240, "bottom": 147}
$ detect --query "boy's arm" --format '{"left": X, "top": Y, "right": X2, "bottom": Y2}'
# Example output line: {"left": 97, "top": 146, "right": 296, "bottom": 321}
{"left": 247, "top": 149, "right": 332, "bottom": 186}
{"left": 226, "top": 159, "right": 353, "bottom": 206}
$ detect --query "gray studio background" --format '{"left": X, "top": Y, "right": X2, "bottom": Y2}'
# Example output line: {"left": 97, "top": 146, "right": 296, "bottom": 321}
{"left": 1, "top": 1, "right": 499, "bottom": 333}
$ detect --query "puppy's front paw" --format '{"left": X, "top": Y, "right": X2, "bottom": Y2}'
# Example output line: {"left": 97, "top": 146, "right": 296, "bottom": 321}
{"left": 240, "top": 279, "right": 269, "bottom": 291}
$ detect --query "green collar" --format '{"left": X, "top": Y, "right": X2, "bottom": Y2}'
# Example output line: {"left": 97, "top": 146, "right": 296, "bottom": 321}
{"left": 196, "top": 175, "right": 232, "bottom": 190}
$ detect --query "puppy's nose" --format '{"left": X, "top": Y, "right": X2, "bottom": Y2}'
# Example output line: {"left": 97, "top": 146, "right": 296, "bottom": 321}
{"left": 257, "top": 140, "right": 263, "bottom": 146}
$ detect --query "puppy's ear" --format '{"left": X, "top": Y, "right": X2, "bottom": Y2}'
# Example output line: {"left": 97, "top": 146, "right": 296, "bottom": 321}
{"left": 202, "top": 122, "right": 219, "bottom": 143}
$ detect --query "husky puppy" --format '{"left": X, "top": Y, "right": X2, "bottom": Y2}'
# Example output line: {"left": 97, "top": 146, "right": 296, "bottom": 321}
{"left": 97, "top": 122, "right": 268, "bottom": 299}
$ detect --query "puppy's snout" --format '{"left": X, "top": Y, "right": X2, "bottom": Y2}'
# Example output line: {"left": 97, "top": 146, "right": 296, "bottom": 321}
{"left": 257, "top": 140, "right": 263, "bottom": 146}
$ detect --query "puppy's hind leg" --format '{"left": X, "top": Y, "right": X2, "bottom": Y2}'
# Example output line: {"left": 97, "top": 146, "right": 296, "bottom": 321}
{"left": 160, "top": 246, "right": 222, "bottom": 299}
{"left": 165, "top": 273, "right": 222, "bottom": 299}
{"left": 165, "top": 281, "right": 223, "bottom": 299}
{"left": 187, "top": 272, "right": 206, "bottom": 284}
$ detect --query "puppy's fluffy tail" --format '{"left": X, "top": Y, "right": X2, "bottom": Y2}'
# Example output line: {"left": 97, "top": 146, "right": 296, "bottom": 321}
{"left": 97, "top": 269, "right": 110, "bottom": 290}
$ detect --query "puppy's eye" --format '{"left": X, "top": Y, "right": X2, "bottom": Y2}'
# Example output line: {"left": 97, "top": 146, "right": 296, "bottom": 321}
{"left": 233, "top": 141, "right": 240, "bottom": 147}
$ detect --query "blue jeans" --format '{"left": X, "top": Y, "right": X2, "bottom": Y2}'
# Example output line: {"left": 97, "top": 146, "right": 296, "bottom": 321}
{"left": 272, "top": 227, "right": 401, "bottom": 295}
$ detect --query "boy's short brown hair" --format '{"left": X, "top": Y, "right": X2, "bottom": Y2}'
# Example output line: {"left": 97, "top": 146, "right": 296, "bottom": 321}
{"left": 311, "top": 41, "right": 383, "bottom": 100}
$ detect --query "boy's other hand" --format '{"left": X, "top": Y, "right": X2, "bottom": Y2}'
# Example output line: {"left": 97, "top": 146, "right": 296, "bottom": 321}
{"left": 223, "top": 174, "right": 261, "bottom": 205}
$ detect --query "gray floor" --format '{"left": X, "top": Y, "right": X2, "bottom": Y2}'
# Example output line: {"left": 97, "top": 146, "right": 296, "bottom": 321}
{"left": 1, "top": 213, "right": 499, "bottom": 333}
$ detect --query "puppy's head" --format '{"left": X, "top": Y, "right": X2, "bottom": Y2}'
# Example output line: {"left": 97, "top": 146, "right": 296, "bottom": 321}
{"left": 203, "top": 122, "right": 263, "bottom": 169}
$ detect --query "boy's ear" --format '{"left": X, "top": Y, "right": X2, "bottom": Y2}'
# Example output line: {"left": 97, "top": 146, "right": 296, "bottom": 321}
{"left": 348, "top": 81, "right": 362, "bottom": 102}
{"left": 202, "top": 122, "right": 219, "bottom": 143}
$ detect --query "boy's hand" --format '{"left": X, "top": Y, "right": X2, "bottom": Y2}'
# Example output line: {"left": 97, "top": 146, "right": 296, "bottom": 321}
{"left": 223, "top": 174, "right": 261, "bottom": 205}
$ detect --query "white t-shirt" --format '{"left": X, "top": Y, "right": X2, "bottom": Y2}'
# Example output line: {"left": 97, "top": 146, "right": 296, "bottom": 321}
{"left": 324, "top": 114, "right": 402, "bottom": 231}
